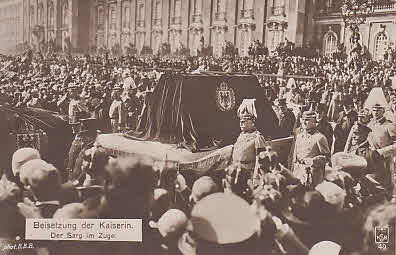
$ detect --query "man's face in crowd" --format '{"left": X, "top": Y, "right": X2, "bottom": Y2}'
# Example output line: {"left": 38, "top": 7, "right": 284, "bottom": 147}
{"left": 240, "top": 118, "right": 255, "bottom": 132}
{"left": 301, "top": 117, "right": 316, "bottom": 130}
{"left": 278, "top": 104, "right": 287, "bottom": 113}
{"left": 316, "top": 111, "right": 324, "bottom": 121}
{"left": 358, "top": 115, "right": 370, "bottom": 125}
{"left": 372, "top": 108, "right": 384, "bottom": 120}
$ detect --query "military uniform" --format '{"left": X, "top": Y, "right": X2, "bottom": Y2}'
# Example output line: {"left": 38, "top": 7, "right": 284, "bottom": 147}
{"left": 66, "top": 119, "right": 98, "bottom": 180}
{"left": 231, "top": 99, "right": 267, "bottom": 189}
{"left": 333, "top": 109, "right": 358, "bottom": 153}
{"left": 232, "top": 130, "right": 266, "bottom": 170}
{"left": 367, "top": 117, "right": 396, "bottom": 149}
{"left": 292, "top": 111, "right": 330, "bottom": 188}
{"left": 68, "top": 84, "right": 89, "bottom": 124}
{"left": 344, "top": 123, "right": 372, "bottom": 153}
{"left": 275, "top": 98, "right": 296, "bottom": 138}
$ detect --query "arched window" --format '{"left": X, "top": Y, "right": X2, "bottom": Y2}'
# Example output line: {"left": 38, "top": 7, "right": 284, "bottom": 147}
{"left": 323, "top": 31, "right": 337, "bottom": 56}
{"left": 374, "top": 32, "right": 388, "bottom": 61}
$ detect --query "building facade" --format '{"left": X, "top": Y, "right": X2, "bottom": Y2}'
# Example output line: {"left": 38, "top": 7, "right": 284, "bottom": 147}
{"left": 0, "top": 0, "right": 395, "bottom": 59}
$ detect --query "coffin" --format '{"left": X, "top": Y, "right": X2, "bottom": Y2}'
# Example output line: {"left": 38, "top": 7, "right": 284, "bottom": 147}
{"left": 95, "top": 134, "right": 294, "bottom": 175}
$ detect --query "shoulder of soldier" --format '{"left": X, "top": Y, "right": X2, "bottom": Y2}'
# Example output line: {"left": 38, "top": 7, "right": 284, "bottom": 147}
{"left": 313, "top": 130, "right": 327, "bottom": 140}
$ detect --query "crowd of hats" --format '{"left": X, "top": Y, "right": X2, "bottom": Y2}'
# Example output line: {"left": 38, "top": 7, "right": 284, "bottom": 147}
{"left": 1, "top": 53, "right": 396, "bottom": 255}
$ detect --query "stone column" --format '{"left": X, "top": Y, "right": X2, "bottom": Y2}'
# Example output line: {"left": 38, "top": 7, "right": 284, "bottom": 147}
{"left": 287, "top": 0, "right": 306, "bottom": 47}
{"left": 117, "top": 0, "right": 122, "bottom": 45}
{"left": 104, "top": 0, "right": 109, "bottom": 48}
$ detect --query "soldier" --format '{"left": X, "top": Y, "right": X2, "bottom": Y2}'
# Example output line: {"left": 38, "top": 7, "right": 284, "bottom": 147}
{"left": 315, "top": 103, "right": 333, "bottom": 148}
{"left": 292, "top": 110, "right": 330, "bottom": 188}
{"left": 384, "top": 96, "right": 396, "bottom": 123}
{"left": 68, "top": 83, "right": 89, "bottom": 129}
{"left": 333, "top": 97, "right": 358, "bottom": 153}
{"left": 66, "top": 118, "right": 99, "bottom": 182}
{"left": 344, "top": 109, "right": 372, "bottom": 154}
{"left": 274, "top": 97, "right": 295, "bottom": 138}
{"left": 231, "top": 99, "right": 266, "bottom": 188}
{"left": 109, "top": 85, "right": 125, "bottom": 133}
{"left": 366, "top": 102, "right": 396, "bottom": 197}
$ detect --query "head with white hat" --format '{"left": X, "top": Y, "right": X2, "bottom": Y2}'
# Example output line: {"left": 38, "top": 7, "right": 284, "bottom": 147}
{"left": 19, "top": 159, "right": 62, "bottom": 202}
{"left": 187, "top": 193, "right": 260, "bottom": 255}
{"left": 237, "top": 99, "right": 257, "bottom": 133}
{"left": 300, "top": 108, "right": 317, "bottom": 131}
{"left": 12, "top": 148, "right": 41, "bottom": 181}
{"left": 364, "top": 87, "right": 388, "bottom": 120}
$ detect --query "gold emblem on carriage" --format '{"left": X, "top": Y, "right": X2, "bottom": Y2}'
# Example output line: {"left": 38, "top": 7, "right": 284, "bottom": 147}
{"left": 216, "top": 81, "right": 236, "bottom": 112}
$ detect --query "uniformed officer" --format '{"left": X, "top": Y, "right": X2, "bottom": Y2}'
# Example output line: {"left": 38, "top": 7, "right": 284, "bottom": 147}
{"left": 366, "top": 102, "right": 396, "bottom": 197}
{"left": 109, "top": 85, "right": 125, "bottom": 133}
{"left": 315, "top": 103, "right": 333, "bottom": 148}
{"left": 292, "top": 110, "right": 330, "bottom": 188}
{"left": 384, "top": 96, "right": 396, "bottom": 123}
{"left": 66, "top": 118, "right": 99, "bottom": 181}
{"left": 333, "top": 97, "right": 358, "bottom": 153}
{"left": 68, "top": 83, "right": 89, "bottom": 127}
{"left": 274, "top": 97, "right": 296, "bottom": 138}
{"left": 344, "top": 109, "right": 372, "bottom": 153}
{"left": 232, "top": 99, "right": 266, "bottom": 187}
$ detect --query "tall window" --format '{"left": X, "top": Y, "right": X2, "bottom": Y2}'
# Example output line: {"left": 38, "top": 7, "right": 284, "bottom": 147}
{"left": 97, "top": 6, "right": 105, "bottom": 30}
{"left": 154, "top": 0, "right": 161, "bottom": 19}
{"left": 138, "top": 3, "right": 145, "bottom": 22}
{"left": 48, "top": 1, "right": 54, "bottom": 27}
{"left": 194, "top": 0, "right": 198, "bottom": 13}
{"left": 62, "top": 0, "right": 69, "bottom": 27}
{"left": 30, "top": 6, "right": 34, "bottom": 26}
{"left": 109, "top": 4, "right": 117, "bottom": 30}
{"left": 38, "top": 3, "right": 44, "bottom": 26}
{"left": 240, "top": 30, "right": 248, "bottom": 56}
{"left": 216, "top": 0, "right": 222, "bottom": 12}
{"left": 174, "top": 0, "right": 181, "bottom": 17}
{"left": 374, "top": 32, "right": 388, "bottom": 60}
{"left": 269, "top": 29, "right": 282, "bottom": 51}
{"left": 122, "top": 3, "right": 130, "bottom": 28}
{"left": 323, "top": 31, "right": 337, "bottom": 56}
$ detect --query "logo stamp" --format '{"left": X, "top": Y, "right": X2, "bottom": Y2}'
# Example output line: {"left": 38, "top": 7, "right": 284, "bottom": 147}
{"left": 216, "top": 82, "right": 236, "bottom": 112}
{"left": 375, "top": 226, "right": 389, "bottom": 250}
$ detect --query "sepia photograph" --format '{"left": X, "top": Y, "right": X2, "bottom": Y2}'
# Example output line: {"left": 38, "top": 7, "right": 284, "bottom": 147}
{"left": 0, "top": 0, "right": 396, "bottom": 254}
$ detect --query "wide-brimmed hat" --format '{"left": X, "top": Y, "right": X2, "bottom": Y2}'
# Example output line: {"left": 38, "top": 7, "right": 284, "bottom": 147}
{"left": 189, "top": 193, "right": 258, "bottom": 244}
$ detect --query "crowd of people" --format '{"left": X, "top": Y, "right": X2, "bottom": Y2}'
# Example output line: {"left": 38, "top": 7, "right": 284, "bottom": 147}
{"left": 1, "top": 50, "right": 396, "bottom": 255}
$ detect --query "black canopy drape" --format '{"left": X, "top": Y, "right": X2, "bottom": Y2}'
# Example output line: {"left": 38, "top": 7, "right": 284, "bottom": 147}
{"left": 130, "top": 73, "right": 279, "bottom": 152}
